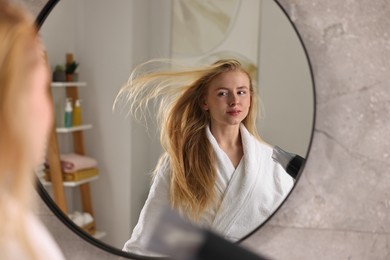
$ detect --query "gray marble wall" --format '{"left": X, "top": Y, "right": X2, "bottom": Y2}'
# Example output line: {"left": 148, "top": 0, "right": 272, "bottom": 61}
{"left": 24, "top": 0, "right": 390, "bottom": 259}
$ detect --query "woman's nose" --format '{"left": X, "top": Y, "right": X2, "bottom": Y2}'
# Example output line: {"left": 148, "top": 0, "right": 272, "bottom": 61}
{"left": 229, "top": 94, "right": 239, "bottom": 106}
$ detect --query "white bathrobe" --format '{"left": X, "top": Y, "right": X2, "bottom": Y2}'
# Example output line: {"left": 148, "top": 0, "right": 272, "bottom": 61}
{"left": 123, "top": 124, "right": 294, "bottom": 255}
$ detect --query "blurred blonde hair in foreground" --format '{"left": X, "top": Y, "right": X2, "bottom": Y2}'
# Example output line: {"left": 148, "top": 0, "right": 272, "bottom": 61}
{"left": 0, "top": 1, "right": 59, "bottom": 259}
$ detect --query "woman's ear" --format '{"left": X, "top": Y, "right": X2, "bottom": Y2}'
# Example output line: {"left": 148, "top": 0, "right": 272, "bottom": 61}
{"left": 200, "top": 95, "right": 209, "bottom": 111}
{"left": 202, "top": 101, "right": 209, "bottom": 111}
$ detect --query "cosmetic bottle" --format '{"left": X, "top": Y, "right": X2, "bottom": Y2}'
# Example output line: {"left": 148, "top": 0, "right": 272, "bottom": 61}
{"left": 64, "top": 98, "right": 73, "bottom": 128}
{"left": 73, "top": 99, "right": 82, "bottom": 126}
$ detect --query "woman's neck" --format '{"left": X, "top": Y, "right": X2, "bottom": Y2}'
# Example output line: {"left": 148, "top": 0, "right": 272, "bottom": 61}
{"left": 210, "top": 124, "right": 241, "bottom": 148}
{"left": 210, "top": 124, "right": 243, "bottom": 168}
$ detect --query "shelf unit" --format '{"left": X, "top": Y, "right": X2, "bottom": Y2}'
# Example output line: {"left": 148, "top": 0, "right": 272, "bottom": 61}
{"left": 46, "top": 68, "right": 104, "bottom": 238}
{"left": 41, "top": 174, "right": 105, "bottom": 239}
{"left": 93, "top": 231, "right": 107, "bottom": 239}
{"left": 41, "top": 175, "right": 99, "bottom": 188}
{"left": 56, "top": 124, "right": 92, "bottom": 133}
{"left": 51, "top": 82, "right": 87, "bottom": 88}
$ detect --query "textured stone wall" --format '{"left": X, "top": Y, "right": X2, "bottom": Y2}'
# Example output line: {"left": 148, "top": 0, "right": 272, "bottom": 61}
{"left": 23, "top": 0, "right": 390, "bottom": 259}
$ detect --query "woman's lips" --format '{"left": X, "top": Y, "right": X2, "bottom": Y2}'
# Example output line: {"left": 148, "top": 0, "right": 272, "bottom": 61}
{"left": 227, "top": 110, "right": 241, "bottom": 116}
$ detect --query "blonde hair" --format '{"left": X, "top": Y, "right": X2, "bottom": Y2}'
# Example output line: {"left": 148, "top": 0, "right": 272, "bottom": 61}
{"left": 116, "top": 59, "right": 260, "bottom": 220}
{"left": 0, "top": 1, "right": 41, "bottom": 259}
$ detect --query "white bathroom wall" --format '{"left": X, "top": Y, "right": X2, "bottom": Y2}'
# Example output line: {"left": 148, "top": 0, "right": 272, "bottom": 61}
{"left": 39, "top": 0, "right": 77, "bottom": 66}
{"left": 126, "top": 0, "right": 172, "bottom": 231}
{"left": 75, "top": 0, "right": 133, "bottom": 248}
{"left": 258, "top": 0, "right": 313, "bottom": 157}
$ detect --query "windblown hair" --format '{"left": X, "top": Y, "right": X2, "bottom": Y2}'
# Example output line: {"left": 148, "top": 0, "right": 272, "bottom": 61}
{"left": 116, "top": 59, "right": 260, "bottom": 220}
{"left": 0, "top": 1, "right": 40, "bottom": 259}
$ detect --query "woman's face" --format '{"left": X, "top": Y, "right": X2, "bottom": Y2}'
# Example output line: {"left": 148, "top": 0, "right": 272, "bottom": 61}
{"left": 203, "top": 70, "right": 251, "bottom": 129}
{"left": 27, "top": 42, "right": 53, "bottom": 165}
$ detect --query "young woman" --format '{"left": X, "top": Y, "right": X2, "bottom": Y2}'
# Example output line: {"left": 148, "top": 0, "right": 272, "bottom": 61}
{"left": 117, "top": 59, "right": 294, "bottom": 255}
{"left": 0, "top": 1, "right": 64, "bottom": 259}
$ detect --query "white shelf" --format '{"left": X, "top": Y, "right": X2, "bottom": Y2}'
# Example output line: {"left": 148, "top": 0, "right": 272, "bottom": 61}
{"left": 51, "top": 82, "right": 87, "bottom": 87}
{"left": 40, "top": 175, "right": 99, "bottom": 188}
{"left": 56, "top": 124, "right": 92, "bottom": 133}
{"left": 93, "top": 231, "right": 107, "bottom": 239}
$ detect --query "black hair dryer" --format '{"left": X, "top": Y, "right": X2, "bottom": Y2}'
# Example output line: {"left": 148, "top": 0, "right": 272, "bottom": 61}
{"left": 272, "top": 145, "right": 305, "bottom": 179}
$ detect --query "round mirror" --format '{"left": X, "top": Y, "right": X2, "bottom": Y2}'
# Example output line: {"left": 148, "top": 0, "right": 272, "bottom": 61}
{"left": 37, "top": 0, "right": 314, "bottom": 258}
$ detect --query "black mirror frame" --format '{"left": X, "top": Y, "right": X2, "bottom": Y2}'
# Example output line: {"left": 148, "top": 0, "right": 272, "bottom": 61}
{"left": 35, "top": 0, "right": 316, "bottom": 259}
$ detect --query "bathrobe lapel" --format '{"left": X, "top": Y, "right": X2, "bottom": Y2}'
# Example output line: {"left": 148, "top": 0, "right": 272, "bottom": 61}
{"left": 207, "top": 124, "right": 293, "bottom": 240}
{"left": 208, "top": 124, "right": 261, "bottom": 234}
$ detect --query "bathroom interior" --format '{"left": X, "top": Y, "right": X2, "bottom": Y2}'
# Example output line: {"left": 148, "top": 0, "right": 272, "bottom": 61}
{"left": 23, "top": 0, "right": 390, "bottom": 259}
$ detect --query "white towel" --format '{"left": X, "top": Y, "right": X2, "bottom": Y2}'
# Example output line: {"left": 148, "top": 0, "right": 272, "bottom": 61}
{"left": 60, "top": 153, "right": 97, "bottom": 173}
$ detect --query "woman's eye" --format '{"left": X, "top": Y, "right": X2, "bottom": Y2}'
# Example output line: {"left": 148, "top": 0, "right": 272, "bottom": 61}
{"left": 217, "top": 92, "right": 228, "bottom": 97}
{"left": 238, "top": 91, "right": 246, "bottom": 95}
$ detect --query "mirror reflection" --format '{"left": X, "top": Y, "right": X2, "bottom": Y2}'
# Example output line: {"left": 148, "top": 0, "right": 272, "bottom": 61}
{"left": 116, "top": 59, "right": 298, "bottom": 256}
{"left": 39, "top": 0, "right": 313, "bottom": 255}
